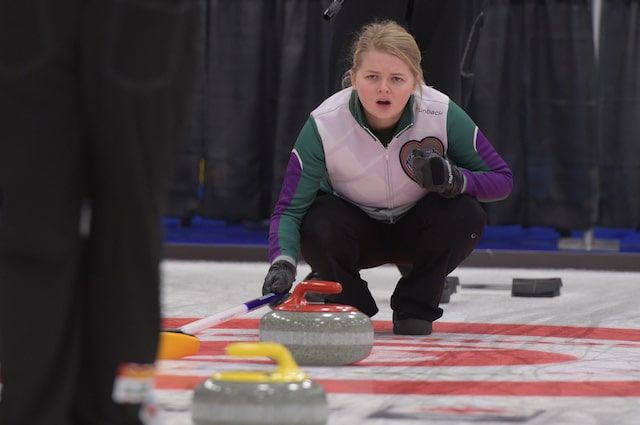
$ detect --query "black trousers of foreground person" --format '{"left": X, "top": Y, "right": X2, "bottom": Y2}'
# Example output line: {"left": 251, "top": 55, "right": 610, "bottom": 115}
{"left": 0, "top": 1, "right": 202, "bottom": 424}
{"left": 300, "top": 193, "right": 486, "bottom": 321}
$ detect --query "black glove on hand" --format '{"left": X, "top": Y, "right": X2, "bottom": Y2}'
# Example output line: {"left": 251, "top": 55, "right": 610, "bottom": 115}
{"left": 262, "top": 260, "right": 296, "bottom": 296}
{"left": 411, "top": 149, "right": 464, "bottom": 198}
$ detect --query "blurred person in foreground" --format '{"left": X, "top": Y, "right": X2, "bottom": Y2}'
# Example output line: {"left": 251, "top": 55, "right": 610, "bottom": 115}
{"left": 0, "top": 1, "right": 202, "bottom": 424}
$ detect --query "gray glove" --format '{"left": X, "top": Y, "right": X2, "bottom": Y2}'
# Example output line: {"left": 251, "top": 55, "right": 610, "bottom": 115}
{"left": 262, "top": 260, "right": 296, "bottom": 296}
{"left": 411, "top": 149, "right": 464, "bottom": 198}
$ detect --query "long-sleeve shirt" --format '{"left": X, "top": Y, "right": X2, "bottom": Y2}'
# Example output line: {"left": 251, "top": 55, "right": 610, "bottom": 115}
{"left": 269, "top": 86, "right": 513, "bottom": 265}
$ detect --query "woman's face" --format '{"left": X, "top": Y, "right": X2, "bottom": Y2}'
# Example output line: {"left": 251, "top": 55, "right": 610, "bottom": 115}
{"left": 351, "top": 49, "right": 417, "bottom": 131}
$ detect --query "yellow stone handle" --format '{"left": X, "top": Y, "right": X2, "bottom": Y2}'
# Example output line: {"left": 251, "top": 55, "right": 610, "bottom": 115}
{"left": 212, "top": 342, "right": 309, "bottom": 383}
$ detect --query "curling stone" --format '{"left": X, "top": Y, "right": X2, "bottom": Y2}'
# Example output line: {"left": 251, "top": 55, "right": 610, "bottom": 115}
{"left": 192, "top": 342, "right": 328, "bottom": 425}
{"left": 259, "top": 280, "right": 374, "bottom": 366}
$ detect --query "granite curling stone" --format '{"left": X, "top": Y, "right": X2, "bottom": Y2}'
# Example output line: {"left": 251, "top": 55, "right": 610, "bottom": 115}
{"left": 259, "top": 280, "right": 374, "bottom": 366}
{"left": 191, "top": 342, "right": 328, "bottom": 425}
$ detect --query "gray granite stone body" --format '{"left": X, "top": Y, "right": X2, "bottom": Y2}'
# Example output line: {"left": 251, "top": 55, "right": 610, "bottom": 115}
{"left": 259, "top": 310, "right": 374, "bottom": 365}
{"left": 192, "top": 378, "right": 328, "bottom": 425}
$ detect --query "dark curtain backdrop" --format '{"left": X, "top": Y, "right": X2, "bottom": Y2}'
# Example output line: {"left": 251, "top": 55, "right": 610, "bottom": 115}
{"left": 165, "top": 0, "right": 208, "bottom": 219}
{"left": 468, "top": 0, "right": 599, "bottom": 229}
{"left": 166, "top": 0, "right": 639, "bottom": 231}
{"left": 202, "top": 0, "right": 332, "bottom": 223}
{"left": 597, "top": 0, "right": 640, "bottom": 228}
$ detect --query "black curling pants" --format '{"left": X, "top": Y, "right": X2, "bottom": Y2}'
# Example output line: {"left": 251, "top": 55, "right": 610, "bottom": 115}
{"left": 300, "top": 194, "right": 486, "bottom": 321}
{"left": 0, "top": 1, "right": 201, "bottom": 424}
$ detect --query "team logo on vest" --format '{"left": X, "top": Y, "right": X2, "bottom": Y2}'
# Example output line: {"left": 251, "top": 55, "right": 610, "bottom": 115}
{"left": 400, "top": 137, "right": 444, "bottom": 180}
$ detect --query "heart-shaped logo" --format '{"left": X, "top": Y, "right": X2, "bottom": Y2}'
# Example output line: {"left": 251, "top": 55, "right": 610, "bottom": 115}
{"left": 400, "top": 137, "right": 444, "bottom": 179}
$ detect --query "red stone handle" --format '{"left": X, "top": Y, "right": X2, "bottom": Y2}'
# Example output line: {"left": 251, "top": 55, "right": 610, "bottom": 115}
{"left": 276, "top": 280, "right": 356, "bottom": 312}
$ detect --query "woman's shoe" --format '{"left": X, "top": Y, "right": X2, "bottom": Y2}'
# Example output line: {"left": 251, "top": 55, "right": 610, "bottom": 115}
{"left": 392, "top": 312, "right": 432, "bottom": 335}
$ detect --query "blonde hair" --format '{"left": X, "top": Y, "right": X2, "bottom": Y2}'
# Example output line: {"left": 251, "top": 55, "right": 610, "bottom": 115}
{"left": 341, "top": 20, "right": 425, "bottom": 89}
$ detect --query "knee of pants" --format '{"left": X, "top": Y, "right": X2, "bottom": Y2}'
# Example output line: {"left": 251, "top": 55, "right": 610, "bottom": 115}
{"left": 423, "top": 196, "right": 486, "bottom": 250}
{"left": 448, "top": 195, "right": 487, "bottom": 234}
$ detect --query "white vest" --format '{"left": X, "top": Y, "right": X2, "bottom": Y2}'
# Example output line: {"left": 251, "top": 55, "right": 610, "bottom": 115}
{"left": 311, "top": 86, "right": 451, "bottom": 222}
